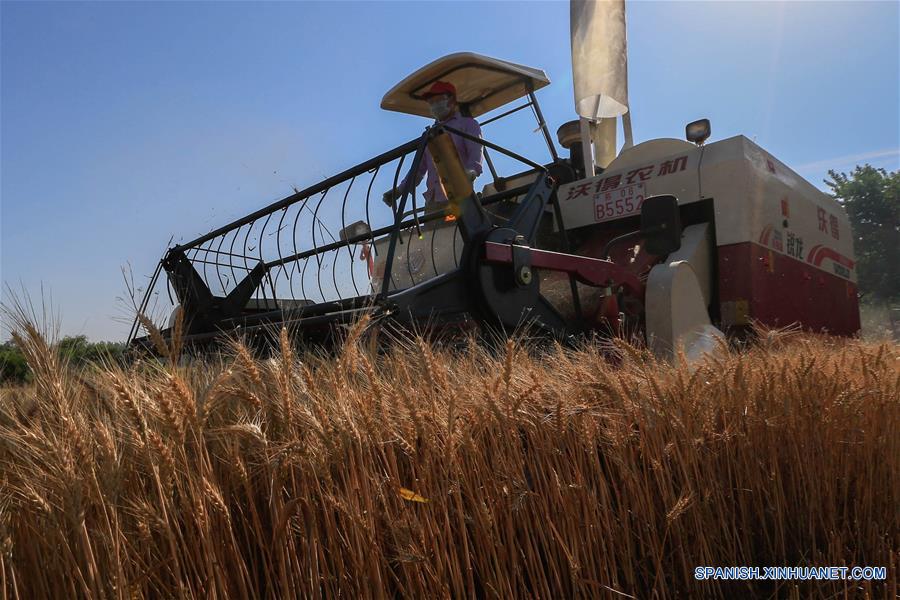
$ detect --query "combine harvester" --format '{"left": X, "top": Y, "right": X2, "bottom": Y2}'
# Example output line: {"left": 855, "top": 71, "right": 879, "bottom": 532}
{"left": 128, "top": 1, "right": 859, "bottom": 359}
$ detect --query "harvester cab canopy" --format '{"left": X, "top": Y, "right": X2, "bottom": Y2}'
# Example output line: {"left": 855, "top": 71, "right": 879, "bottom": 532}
{"left": 380, "top": 52, "right": 550, "bottom": 118}
{"left": 381, "top": 52, "right": 560, "bottom": 183}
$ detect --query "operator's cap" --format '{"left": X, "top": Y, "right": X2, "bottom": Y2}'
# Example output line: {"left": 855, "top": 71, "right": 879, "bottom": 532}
{"left": 421, "top": 81, "right": 457, "bottom": 98}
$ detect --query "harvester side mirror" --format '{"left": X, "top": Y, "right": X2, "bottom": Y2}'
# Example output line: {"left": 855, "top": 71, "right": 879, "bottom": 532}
{"left": 640, "top": 195, "right": 682, "bottom": 256}
{"left": 339, "top": 220, "right": 372, "bottom": 242}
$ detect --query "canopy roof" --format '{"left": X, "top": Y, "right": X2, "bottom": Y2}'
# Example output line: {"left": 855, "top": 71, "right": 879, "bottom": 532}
{"left": 381, "top": 52, "right": 550, "bottom": 119}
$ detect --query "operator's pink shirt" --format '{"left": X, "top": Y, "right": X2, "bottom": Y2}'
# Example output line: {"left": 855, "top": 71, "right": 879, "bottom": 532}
{"left": 400, "top": 112, "right": 484, "bottom": 205}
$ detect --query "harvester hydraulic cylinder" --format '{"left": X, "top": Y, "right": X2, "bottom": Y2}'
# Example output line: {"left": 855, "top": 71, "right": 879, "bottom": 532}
{"left": 427, "top": 130, "right": 491, "bottom": 243}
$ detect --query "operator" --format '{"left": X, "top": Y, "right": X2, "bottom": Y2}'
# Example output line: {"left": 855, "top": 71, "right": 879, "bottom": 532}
{"left": 383, "top": 81, "right": 484, "bottom": 216}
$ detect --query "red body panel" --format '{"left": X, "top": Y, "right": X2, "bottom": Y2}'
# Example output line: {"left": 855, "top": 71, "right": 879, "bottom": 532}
{"left": 718, "top": 242, "right": 860, "bottom": 335}
{"left": 483, "top": 241, "right": 645, "bottom": 296}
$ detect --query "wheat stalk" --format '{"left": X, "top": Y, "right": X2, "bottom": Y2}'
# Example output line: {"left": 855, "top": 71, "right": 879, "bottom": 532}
{"left": 0, "top": 319, "right": 895, "bottom": 599}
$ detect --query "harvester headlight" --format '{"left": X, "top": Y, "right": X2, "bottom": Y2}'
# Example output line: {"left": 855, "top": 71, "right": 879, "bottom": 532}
{"left": 686, "top": 119, "right": 711, "bottom": 146}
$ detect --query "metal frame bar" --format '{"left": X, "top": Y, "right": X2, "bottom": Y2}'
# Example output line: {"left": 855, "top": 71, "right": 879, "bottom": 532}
{"left": 483, "top": 242, "right": 643, "bottom": 296}
{"left": 441, "top": 124, "right": 547, "bottom": 172}
{"left": 263, "top": 181, "right": 532, "bottom": 271}
{"left": 478, "top": 101, "right": 533, "bottom": 127}
{"left": 127, "top": 259, "right": 164, "bottom": 343}
{"left": 379, "top": 135, "right": 430, "bottom": 299}
{"left": 527, "top": 90, "right": 559, "bottom": 162}
{"left": 176, "top": 136, "right": 423, "bottom": 251}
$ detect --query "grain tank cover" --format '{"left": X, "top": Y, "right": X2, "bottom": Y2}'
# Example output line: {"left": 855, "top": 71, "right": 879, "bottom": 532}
{"left": 380, "top": 52, "right": 550, "bottom": 118}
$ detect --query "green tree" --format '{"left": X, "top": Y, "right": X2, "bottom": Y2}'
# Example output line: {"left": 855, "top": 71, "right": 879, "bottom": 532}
{"left": 57, "top": 335, "right": 124, "bottom": 367}
{"left": 0, "top": 335, "right": 125, "bottom": 385}
{"left": 826, "top": 165, "right": 899, "bottom": 302}
{"left": 0, "top": 340, "right": 31, "bottom": 385}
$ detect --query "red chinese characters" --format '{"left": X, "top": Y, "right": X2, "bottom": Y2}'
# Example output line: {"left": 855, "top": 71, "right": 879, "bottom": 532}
{"left": 563, "top": 154, "right": 689, "bottom": 201}
{"left": 829, "top": 214, "right": 840, "bottom": 240}
{"left": 596, "top": 174, "right": 621, "bottom": 192}
{"left": 625, "top": 165, "right": 654, "bottom": 184}
{"left": 816, "top": 206, "right": 841, "bottom": 240}
{"left": 817, "top": 207, "right": 828, "bottom": 232}
{"left": 657, "top": 156, "right": 687, "bottom": 176}
{"left": 564, "top": 182, "right": 594, "bottom": 201}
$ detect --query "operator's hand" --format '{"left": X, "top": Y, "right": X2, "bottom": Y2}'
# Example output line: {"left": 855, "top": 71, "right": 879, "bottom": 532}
{"left": 382, "top": 187, "right": 399, "bottom": 207}
{"left": 466, "top": 169, "right": 477, "bottom": 182}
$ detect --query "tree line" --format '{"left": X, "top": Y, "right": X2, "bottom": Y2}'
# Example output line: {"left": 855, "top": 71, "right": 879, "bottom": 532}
{"left": 1, "top": 335, "right": 124, "bottom": 385}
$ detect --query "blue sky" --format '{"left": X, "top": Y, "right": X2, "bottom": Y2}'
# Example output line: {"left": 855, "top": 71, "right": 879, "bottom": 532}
{"left": 2, "top": 1, "right": 898, "bottom": 341}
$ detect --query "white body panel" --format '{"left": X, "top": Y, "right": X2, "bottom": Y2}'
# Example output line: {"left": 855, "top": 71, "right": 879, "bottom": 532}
{"left": 370, "top": 222, "right": 463, "bottom": 294}
{"left": 369, "top": 172, "right": 541, "bottom": 295}
{"left": 645, "top": 223, "right": 725, "bottom": 362}
{"left": 557, "top": 135, "right": 856, "bottom": 282}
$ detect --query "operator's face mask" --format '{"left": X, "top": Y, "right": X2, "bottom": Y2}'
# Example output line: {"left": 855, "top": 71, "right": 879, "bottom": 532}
{"left": 428, "top": 96, "right": 453, "bottom": 120}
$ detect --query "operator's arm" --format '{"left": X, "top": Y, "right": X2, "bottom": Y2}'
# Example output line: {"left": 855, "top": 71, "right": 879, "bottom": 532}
{"left": 460, "top": 118, "right": 484, "bottom": 178}
{"left": 386, "top": 151, "right": 429, "bottom": 206}
{"left": 399, "top": 151, "right": 429, "bottom": 193}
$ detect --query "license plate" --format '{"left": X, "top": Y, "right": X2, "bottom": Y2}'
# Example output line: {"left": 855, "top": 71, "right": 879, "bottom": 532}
{"left": 594, "top": 182, "right": 645, "bottom": 223}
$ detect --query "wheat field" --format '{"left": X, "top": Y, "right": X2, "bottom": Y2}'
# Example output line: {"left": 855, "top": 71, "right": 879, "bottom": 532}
{"left": 0, "top": 316, "right": 897, "bottom": 599}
